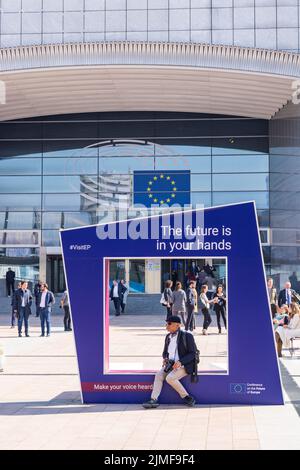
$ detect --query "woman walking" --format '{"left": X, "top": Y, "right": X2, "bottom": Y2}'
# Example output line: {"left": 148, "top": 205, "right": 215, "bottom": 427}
{"left": 213, "top": 285, "right": 227, "bottom": 334}
{"left": 185, "top": 280, "right": 197, "bottom": 332}
{"left": 171, "top": 282, "right": 187, "bottom": 325}
{"left": 199, "top": 284, "right": 214, "bottom": 335}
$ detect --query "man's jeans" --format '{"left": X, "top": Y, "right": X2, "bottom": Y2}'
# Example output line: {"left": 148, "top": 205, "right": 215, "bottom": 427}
{"left": 18, "top": 307, "right": 29, "bottom": 335}
{"left": 151, "top": 367, "right": 188, "bottom": 400}
{"left": 40, "top": 307, "right": 51, "bottom": 336}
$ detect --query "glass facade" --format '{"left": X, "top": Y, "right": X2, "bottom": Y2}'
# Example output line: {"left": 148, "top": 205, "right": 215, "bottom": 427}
{"left": 0, "top": 0, "right": 299, "bottom": 52}
{"left": 269, "top": 100, "right": 300, "bottom": 290}
{"left": 0, "top": 111, "right": 271, "bottom": 286}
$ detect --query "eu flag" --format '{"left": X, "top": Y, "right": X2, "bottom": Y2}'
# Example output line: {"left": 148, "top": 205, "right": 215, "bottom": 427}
{"left": 133, "top": 170, "right": 190, "bottom": 207}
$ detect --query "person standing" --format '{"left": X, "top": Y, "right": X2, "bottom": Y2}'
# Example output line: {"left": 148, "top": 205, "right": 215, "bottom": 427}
{"left": 13, "top": 281, "right": 32, "bottom": 337}
{"left": 120, "top": 279, "right": 129, "bottom": 313}
{"left": 171, "top": 282, "right": 187, "bottom": 325}
{"left": 278, "top": 281, "right": 297, "bottom": 307}
{"left": 213, "top": 285, "right": 227, "bottom": 334}
{"left": 6, "top": 268, "right": 15, "bottom": 297}
{"left": 185, "top": 281, "right": 197, "bottom": 332}
{"left": 162, "top": 280, "right": 173, "bottom": 320}
{"left": 199, "top": 284, "right": 214, "bottom": 335}
{"left": 110, "top": 280, "right": 126, "bottom": 316}
{"left": 267, "top": 278, "right": 277, "bottom": 317}
{"left": 60, "top": 290, "right": 72, "bottom": 331}
{"left": 10, "top": 281, "right": 21, "bottom": 328}
{"left": 38, "top": 283, "right": 55, "bottom": 337}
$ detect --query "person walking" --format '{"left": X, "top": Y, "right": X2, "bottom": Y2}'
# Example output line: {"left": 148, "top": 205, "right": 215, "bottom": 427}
{"left": 162, "top": 280, "right": 173, "bottom": 320}
{"left": 110, "top": 280, "right": 127, "bottom": 316}
{"left": 213, "top": 285, "right": 227, "bottom": 334}
{"left": 60, "top": 290, "right": 72, "bottom": 331}
{"left": 185, "top": 281, "right": 197, "bottom": 332}
{"left": 37, "top": 283, "right": 55, "bottom": 337}
{"left": 171, "top": 282, "right": 187, "bottom": 325}
{"left": 10, "top": 281, "right": 21, "bottom": 328}
{"left": 199, "top": 284, "right": 214, "bottom": 335}
{"left": 13, "top": 280, "right": 32, "bottom": 337}
{"left": 6, "top": 268, "right": 15, "bottom": 297}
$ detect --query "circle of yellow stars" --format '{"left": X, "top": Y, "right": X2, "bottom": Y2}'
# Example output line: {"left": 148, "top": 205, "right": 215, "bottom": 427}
{"left": 147, "top": 174, "right": 177, "bottom": 205}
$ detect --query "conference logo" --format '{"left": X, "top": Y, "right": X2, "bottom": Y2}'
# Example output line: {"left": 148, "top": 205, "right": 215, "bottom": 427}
{"left": 230, "top": 383, "right": 247, "bottom": 394}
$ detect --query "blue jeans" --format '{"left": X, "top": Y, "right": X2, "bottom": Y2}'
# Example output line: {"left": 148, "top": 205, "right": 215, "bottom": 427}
{"left": 40, "top": 307, "right": 51, "bottom": 335}
{"left": 18, "top": 307, "right": 29, "bottom": 335}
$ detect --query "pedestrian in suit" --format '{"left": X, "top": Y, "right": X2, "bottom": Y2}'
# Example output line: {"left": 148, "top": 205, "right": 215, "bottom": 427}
{"left": 142, "top": 315, "right": 197, "bottom": 409}
{"left": 6, "top": 268, "right": 15, "bottom": 297}
{"left": 10, "top": 281, "right": 21, "bottom": 328}
{"left": 13, "top": 281, "right": 32, "bottom": 337}
{"left": 185, "top": 281, "right": 196, "bottom": 332}
{"left": 37, "top": 283, "right": 55, "bottom": 337}
{"left": 278, "top": 281, "right": 298, "bottom": 307}
{"left": 110, "top": 280, "right": 127, "bottom": 316}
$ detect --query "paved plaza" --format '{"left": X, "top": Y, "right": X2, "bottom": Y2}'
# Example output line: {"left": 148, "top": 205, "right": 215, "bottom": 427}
{"left": 0, "top": 308, "right": 300, "bottom": 450}
{"left": 109, "top": 314, "right": 228, "bottom": 373}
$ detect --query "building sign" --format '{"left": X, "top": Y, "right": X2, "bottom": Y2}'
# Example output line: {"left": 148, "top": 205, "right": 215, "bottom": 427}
{"left": 60, "top": 202, "right": 283, "bottom": 405}
{"left": 146, "top": 260, "right": 160, "bottom": 272}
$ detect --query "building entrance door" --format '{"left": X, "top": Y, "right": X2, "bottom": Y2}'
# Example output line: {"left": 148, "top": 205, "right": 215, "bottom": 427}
{"left": 46, "top": 255, "right": 66, "bottom": 293}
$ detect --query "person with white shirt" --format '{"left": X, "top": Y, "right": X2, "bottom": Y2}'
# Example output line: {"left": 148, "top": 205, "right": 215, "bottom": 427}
{"left": 278, "top": 281, "right": 297, "bottom": 307}
{"left": 37, "top": 283, "right": 55, "bottom": 337}
{"left": 142, "top": 315, "right": 197, "bottom": 409}
{"left": 109, "top": 279, "right": 127, "bottom": 316}
{"left": 13, "top": 280, "right": 32, "bottom": 337}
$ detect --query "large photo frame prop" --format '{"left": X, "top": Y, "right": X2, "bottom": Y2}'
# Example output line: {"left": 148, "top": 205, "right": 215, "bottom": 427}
{"left": 60, "top": 202, "right": 283, "bottom": 405}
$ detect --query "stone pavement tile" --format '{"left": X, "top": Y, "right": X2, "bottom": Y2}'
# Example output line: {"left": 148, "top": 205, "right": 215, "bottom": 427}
{"left": 233, "top": 439, "right": 260, "bottom": 450}
{"left": 260, "top": 438, "right": 300, "bottom": 450}
{"left": 206, "top": 442, "right": 233, "bottom": 450}
{"left": 40, "top": 437, "right": 81, "bottom": 450}
{"left": 122, "top": 445, "right": 152, "bottom": 450}
{"left": 67, "top": 438, "right": 103, "bottom": 450}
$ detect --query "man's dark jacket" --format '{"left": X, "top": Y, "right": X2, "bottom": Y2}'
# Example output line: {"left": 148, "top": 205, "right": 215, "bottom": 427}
{"left": 13, "top": 288, "right": 32, "bottom": 316}
{"left": 278, "top": 288, "right": 299, "bottom": 307}
{"left": 110, "top": 282, "right": 127, "bottom": 300}
{"left": 6, "top": 270, "right": 15, "bottom": 282}
{"left": 163, "top": 329, "right": 196, "bottom": 375}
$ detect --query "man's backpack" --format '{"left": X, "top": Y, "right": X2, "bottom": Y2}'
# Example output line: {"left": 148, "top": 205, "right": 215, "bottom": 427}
{"left": 182, "top": 331, "right": 200, "bottom": 383}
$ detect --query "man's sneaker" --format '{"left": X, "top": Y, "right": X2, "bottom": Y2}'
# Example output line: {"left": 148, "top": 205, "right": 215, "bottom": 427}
{"left": 202, "top": 329, "right": 208, "bottom": 335}
{"left": 182, "top": 395, "right": 196, "bottom": 407}
{"left": 142, "top": 399, "right": 159, "bottom": 409}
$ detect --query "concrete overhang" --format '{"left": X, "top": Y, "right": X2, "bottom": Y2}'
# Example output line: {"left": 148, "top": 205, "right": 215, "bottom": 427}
{"left": 0, "top": 41, "right": 299, "bottom": 121}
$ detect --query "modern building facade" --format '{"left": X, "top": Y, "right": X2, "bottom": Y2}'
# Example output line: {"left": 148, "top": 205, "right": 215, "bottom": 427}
{"left": 0, "top": 1, "right": 299, "bottom": 293}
